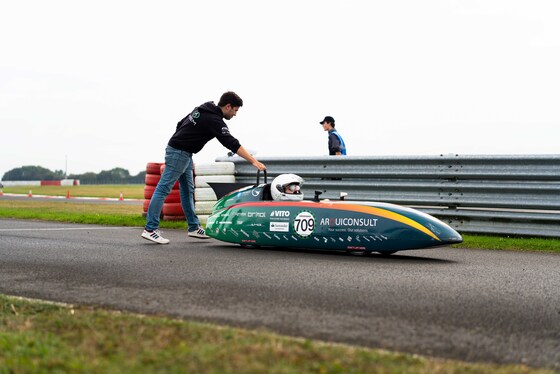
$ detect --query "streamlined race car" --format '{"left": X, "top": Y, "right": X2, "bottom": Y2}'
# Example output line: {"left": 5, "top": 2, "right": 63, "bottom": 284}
{"left": 206, "top": 172, "right": 462, "bottom": 255}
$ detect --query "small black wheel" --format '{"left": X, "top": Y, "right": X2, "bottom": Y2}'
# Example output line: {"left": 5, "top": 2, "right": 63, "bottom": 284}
{"left": 240, "top": 244, "right": 260, "bottom": 249}
{"left": 378, "top": 251, "right": 397, "bottom": 256}
{"left": 347, "top": 250, "right": 366, "bottom": 256}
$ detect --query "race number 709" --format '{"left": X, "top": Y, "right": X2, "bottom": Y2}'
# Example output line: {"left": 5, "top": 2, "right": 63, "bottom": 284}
{"left": 294, "top": 212, "right": 315, "bottom": 237}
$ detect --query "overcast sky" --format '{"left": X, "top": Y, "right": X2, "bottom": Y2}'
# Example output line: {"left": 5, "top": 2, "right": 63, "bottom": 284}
{"left": 1, "top": 0, "right": 559, "bottom": 178}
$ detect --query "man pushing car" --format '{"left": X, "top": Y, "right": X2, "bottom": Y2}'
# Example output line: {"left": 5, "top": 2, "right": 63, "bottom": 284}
{"left": 142, "top": 91, "right": 266, "bottom": 244}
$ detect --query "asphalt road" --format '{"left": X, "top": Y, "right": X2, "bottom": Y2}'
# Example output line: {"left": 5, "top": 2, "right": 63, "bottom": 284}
{"left": 0, "top": 218, "right": 558, "bottom": 369}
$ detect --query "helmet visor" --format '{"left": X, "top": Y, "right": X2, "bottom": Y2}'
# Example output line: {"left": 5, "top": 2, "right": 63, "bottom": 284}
{"left": 286, "top": 183, "right": 300, "bottom": 193}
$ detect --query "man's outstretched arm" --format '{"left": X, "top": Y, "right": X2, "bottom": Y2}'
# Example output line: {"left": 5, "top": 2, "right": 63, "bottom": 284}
{"left": 236, "top": 145, "right": 266, "bottom": 171}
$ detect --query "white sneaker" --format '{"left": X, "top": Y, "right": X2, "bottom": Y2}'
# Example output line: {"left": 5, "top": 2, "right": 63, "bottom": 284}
{"left": 141, "top": 229, "right": 170, "bottom": 244}
{"left": 188, "top": 226, "right": 210, "bottom": 239}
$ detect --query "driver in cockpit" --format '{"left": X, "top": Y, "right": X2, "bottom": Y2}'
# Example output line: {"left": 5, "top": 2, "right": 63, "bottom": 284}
{"left": 271, "top": 174, "right": 304, "bottom": 201}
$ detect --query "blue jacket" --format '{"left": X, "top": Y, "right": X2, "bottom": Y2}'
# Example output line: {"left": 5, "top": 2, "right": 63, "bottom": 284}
{"left": 328, "top": 129, "right": 347, "bottom": 155}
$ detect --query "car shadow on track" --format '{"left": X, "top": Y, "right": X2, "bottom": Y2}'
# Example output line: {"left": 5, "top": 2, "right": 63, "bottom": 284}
{"left": 212, "top": 244, "right": 457, "bottom": 265}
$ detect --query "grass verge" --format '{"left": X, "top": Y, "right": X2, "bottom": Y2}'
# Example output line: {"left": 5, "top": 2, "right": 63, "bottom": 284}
{"left": 453, "top": 234, "right": 560, "bottom": 253}
{"left": 0, "top": 200, "right": 185, "bottom": 229}
{"left": 0, "top": 295, "right": 554, "bottom": 374}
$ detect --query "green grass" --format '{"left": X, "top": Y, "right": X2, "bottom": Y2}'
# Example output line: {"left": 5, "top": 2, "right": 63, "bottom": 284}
{"left": 2, "top": 184, "right": 145, "bottom": 199}
{"left": 0, "top": 200, "right": 185, "bottom": 229}
{"left": 454, "top": 234, "right": 560, "bottom": 253}
{"left": 1, "top": 295, "right": 554, "bottom": 374}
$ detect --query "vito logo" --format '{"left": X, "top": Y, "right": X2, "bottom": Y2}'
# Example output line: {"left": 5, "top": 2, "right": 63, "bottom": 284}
{"left": 271, "top": 210, "right": 290, "bottom": 217}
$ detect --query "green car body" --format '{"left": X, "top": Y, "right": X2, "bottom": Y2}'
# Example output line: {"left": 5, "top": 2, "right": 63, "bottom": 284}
{"left": 206, "top": 183, "right": 463, "bottom": 255}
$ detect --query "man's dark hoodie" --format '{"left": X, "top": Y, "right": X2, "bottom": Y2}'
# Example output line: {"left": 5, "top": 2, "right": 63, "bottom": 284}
{"left": 168, "top": 102, "right": 241, "bottom": 154}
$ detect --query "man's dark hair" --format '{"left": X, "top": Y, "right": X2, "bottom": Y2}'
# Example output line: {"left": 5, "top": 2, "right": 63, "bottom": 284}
{"left": 218, "top": 91, "right": 243, "bottom": 107}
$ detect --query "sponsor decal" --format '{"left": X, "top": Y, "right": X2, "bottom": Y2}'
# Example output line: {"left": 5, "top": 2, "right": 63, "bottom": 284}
{"left": 242, "top": 239, "right": 256, "bottom": 243}
{"left": 271, "top": 210, "right": 290, "bottom": 217}
{"left": 247, "top": 211, "right": 265, "bottom": 218}
{"left": 319, "top": 217, "right": 378, "bottom": 227}
{"left": 221, "top": 127, "right": 230, "bottom": 135}
{"left": 270, "top": 222, "right": 289, "bottom": 232}
{"left": 251, "top": 190, "right": 261, "bottom": 197}
{"left": 293, "top": 211, "right": 315, "bottom": 238}
{"left": 186, "top": 110, "right": 199, "bottom": 126}
{"left": 347, "top": 246, "right": 366, "bottom": 250}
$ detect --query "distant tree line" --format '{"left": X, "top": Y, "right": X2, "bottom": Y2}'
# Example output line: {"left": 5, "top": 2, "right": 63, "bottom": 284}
{"left": 69, "top": 167, "right": 146, "bottom": 184}
{"left": 2, "top": 166, "right": 146, "bottom": 185}
{"left": 2, "top": 166, "right": 65, "bottom": 181}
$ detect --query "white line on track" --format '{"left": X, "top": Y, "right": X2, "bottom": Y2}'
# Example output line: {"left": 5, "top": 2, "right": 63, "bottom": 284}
{"left": 0, "top": 227, "right": 142, "bottom": 232}
{"left": 1, "top": 193, "right": 143, "bottom": 202}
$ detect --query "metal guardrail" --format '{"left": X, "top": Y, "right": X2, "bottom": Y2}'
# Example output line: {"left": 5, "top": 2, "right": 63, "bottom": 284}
{"left": 215, "top": 154, "right": 560, "bottom": 238}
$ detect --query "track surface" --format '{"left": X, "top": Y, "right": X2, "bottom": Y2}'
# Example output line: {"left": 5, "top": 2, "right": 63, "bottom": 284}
{"left": 0, "top": 219, "right": 558, "bottom": 368}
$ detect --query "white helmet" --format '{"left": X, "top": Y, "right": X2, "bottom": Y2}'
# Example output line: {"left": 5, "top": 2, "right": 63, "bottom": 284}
{"left": 271, "top": 174, "right": 304, "bottom": 201}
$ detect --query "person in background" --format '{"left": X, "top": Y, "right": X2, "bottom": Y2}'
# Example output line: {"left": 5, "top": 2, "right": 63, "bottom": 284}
{"left": 320, "top": 116, "right": 346, "bottom": 155}
{"left": 142, "top": 91, "right": 266, "bottom": 244}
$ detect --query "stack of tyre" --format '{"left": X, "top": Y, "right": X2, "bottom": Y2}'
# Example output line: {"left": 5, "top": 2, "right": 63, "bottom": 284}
{"left": 143, "top": 162, "right": 184, "bottom": 221}
{"left": 193, "top": 162, "right": 235, "bottom": 225}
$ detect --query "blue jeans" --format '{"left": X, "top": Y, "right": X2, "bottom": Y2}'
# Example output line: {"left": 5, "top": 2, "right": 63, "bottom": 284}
{"left": 145, "top": 145, "right": 200, "bottom": 232}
